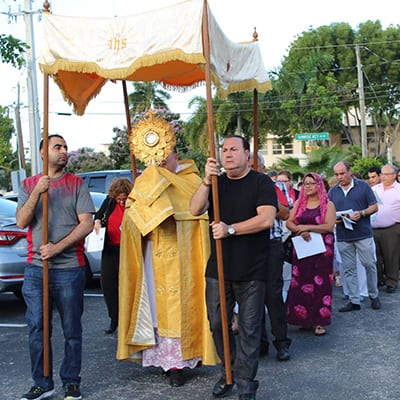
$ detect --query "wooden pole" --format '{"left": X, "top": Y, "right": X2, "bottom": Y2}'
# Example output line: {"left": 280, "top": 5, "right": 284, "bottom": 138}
{"left": 253, "top": 89, "right": 259, "bottom": 170}
{"left": 42, "top": 72, "right": 50, "bottom": 377}
{"left": 202, "top": 0, "right": 232, "bottom": 384}
{"left": 41, "top": 0, "right": 51, "bottom": 377}
{"left": 252, "top": 28, "right": 259, "bottom": 171}
{"left": 122, "top": 81, "right": 137, "bottom": 179}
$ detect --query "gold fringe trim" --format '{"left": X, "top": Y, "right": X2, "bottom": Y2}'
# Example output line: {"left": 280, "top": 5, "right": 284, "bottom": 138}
{"left": 40, "top": 50, "right": 206, "bottom": 81}
{"left": 52, "top": 74, "right": 107, "bottom": 116}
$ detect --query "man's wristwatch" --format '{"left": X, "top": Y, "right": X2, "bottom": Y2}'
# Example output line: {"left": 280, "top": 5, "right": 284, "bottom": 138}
{"left": 227, "top": 225, "right": 236, "bottom": 236}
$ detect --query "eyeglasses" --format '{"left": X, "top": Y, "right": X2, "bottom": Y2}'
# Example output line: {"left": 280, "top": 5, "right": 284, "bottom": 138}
{"left": 277, "top": 179, "right": 290, "bottom": 183}
{"left": 303, "top": 182, "right": 316, "bottom": 186}
{"left": 381, "top": 172, "right": 395, "bottom": 176}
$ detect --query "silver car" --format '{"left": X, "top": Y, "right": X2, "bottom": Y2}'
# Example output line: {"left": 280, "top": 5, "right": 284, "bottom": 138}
{"left": 0, "top": 191, "right": 106, "bottom": 299}
{"left": 0, "top": 197, "right": 27, "bottom": 298}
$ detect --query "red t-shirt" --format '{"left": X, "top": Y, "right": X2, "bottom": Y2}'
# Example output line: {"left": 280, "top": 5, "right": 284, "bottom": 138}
{"left": 107, "top": 204, "right": 124, "bottom": 246}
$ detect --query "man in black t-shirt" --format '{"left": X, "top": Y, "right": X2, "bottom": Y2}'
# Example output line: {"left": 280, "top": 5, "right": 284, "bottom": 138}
{"left": 190, "top": 136, "right": 277, "bottom": 400}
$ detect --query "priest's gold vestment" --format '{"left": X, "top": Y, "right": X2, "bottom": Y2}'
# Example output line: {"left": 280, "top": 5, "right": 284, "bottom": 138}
{"left": 117, "top": 160, "right": 218, "bottom": 365}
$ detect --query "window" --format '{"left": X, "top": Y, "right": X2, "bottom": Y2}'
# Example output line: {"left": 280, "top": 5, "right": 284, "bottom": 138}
{"left": 283, "top": 143, "right": 293, "bottom": 154}
{"left": 272, "top": 143, "right": 282, "bottom": 155}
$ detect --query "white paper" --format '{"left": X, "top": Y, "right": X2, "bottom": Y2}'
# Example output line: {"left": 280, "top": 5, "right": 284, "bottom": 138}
{"left": 335, "top": 209, "right": 354, "bottom": 218}
{"left": 85, "top": 228, "right": 105, "bottom": 252}
{"left": 336, "top": 209, "right": 356, "bottom": 230}
{"left": 291, "top": 232, "right": 326, "bottom": 259}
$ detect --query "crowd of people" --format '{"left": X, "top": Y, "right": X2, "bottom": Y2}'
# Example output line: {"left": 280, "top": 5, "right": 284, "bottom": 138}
{"left": 16, "top": 122, "right": 400, "bottom": 400}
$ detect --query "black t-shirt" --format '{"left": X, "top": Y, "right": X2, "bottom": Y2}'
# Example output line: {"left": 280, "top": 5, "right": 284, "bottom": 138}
{"left": 206, "top": 169, "right": 277, "bottom": 281}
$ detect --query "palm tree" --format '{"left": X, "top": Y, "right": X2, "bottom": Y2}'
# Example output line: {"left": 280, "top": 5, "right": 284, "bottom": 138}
{"left": 128, "top": 82, "right": 171, "bottom": 114}
{"left": 277, "top": 145, "right": 351, "bottom": 180}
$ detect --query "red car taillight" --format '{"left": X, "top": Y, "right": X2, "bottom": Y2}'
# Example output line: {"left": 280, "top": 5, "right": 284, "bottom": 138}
{"left": 0, "top": 230, "right": 27, "bottom": 245}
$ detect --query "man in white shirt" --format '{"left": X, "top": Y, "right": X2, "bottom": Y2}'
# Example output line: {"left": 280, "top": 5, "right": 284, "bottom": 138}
{"left": 371, "top": 164, "right": 400, "bottom": 293}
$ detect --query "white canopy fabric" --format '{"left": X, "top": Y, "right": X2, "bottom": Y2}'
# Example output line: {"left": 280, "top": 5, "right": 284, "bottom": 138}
{"left": 39, "top": 0, "right": 271, "bottom": 115}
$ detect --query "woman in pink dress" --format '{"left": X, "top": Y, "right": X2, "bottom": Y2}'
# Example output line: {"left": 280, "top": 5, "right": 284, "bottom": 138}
{"left": 286, "top": 173, "right": 336, "bottom": 336}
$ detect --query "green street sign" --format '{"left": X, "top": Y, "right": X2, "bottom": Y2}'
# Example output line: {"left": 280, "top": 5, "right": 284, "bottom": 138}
{"left": 295, "top": 132, "right": 329, "bottom": 141}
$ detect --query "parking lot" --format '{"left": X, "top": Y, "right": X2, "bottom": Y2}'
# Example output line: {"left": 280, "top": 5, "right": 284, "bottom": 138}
{"left": 1, "top": 282, "right": 400, "bottom": 400}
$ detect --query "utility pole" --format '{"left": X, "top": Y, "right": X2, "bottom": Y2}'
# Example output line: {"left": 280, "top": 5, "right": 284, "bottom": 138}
{"left": 355, "top": 44, "right": 368, "bottom": 158}
{"left": 24, "top": 0, "right": 42, "bottom": 174}
{"left": 15, "top": 83, "right": 27, "bottom": 170}
{"left": 3, "top": 0, "right": 42, "bottom": 175}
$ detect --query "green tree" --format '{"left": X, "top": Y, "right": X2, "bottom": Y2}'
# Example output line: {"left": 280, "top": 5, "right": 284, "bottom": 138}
{"left": 356, "top": 21, "right": 400, "bottom": 158}
{"left": 108, "top": 127, "right": 132, "bottom": 170}
{"left": 270, "top": 21, "right": 400, "bottom": 158}
{"left": 277, "top": 145, "right": 352, "bottom": 180}
{"left": 66, "top": 148, "right": 114, "bottom": 173}
{"left": 184, "top": 91, "right": 266, "bottom": 155}
{"left": 0, "top": 34, "right": 29, "bottom": 69}
{"left": 352, "top": 157, "right": 384, "bottom": 179}
{"left": 128, "top": 82, "right": 171, "bottom": 114}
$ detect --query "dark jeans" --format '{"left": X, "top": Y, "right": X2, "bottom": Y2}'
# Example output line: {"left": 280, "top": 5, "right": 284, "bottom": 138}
{"left": 206, "top": 277, "right": 265, "bottom": 396}
{"left": 22, "top": 265, "right": 85, "bottom": 390}
{"left": 261, "top": 239, "right": 291, "bottom": 350}
{"left": 101, "top": 245, "right": 120, "bottom": 326}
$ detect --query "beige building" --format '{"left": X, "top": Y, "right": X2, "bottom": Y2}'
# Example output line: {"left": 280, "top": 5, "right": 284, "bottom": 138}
{"left": 255, "top": 125, "right": 400, "bottom": 169}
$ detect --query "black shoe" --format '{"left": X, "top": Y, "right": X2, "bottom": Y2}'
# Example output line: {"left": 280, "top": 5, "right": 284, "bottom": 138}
{"left": 212, "top": 376, "right": 234, "bottom": 398}
{"left": 276, "top": 347, "right": 290, "bottom": 361}
{"left": 169, "top": 369, "right": 186, "bottom": 387}
{"left": 239, "top": 395, "right": 256, "bottom": 400}
{"left": 63, "top": 383, "right": 82, "bottom": 400}
{"left": 338, "top": 302, "right": 361, "bottom": 312}
{"left": 370, "top": 296, "right": 381, "bottom": 310}
{"left": 386, "top": 286, "right": 396, "bottom": 293}
{"left": 20, "top": 386, "right": 55, "bottom": 400}
{"left": 105, "top": 323, "right": 117, "bottom": 334}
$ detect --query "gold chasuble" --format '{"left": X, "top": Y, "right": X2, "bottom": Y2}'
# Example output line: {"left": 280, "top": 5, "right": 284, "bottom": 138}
{"left": 117, "top": 160, "right": 218, "bottom": 365}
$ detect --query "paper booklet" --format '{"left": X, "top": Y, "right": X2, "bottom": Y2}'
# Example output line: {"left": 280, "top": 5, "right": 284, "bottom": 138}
{"left": 85, "top": 227, "right": 106, "bottom": 253}
{"left": 291, "top": 232, "right": 326, "bottom": 259}
{"left": 336, "top": 209, "right": 356, "bottom": 230}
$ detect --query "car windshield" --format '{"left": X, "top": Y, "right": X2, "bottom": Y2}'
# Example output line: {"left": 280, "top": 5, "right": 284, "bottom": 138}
{"left": 90, "top": 192, "right": 107, "bottom": 211}
{"left": 0, "top": 197, "right": 18, "bottom": 218}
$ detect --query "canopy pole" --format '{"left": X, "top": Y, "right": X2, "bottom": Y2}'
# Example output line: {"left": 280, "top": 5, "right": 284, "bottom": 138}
{"left": 253, "top": 89, "right": 259, "bottom": 170}
{"left": 41, "top": 0, "right": 51, "bottom": 378}
{"left": 122, "top": 81, "right": 137, "bottom": 179}
{"left": 252, "top": 28, "right": 259, "bottom": 171}
{"left": 202, "top": 0, "right": 232, "bottom": 384}
{"left": 42, "top": 71, "right": 50, "bottom": 377}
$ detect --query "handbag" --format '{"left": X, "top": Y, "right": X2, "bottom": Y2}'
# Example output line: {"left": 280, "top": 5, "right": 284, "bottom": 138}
{"left": 283, "top": 234, "right": 294, "bottom": 264}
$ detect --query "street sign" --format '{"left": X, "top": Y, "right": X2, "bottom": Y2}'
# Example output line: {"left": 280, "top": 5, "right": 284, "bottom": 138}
{"left": 295, "top": 132, "right": 329, "bottom": 141}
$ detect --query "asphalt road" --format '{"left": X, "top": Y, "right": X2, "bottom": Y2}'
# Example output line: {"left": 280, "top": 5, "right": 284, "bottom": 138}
{"left": 1, "top": 281, "right": 400, "bottom": 400}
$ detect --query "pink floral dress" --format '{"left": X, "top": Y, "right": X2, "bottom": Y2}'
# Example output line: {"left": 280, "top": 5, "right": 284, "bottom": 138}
{"left": 286, "top": 206, "right": 334, "bottom": 327}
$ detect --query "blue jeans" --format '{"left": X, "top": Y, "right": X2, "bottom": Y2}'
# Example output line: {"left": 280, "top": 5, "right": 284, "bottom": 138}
{"left": 22, "top": 265, "right": 85, "bottom": 390}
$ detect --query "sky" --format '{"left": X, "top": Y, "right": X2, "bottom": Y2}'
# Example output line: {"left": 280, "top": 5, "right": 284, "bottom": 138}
{"left": 0, "top": 0, "right": 399, "bottom": 154}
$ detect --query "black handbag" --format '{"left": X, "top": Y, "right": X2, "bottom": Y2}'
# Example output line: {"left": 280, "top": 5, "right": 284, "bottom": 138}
{"left": 283, "top": 235, "right": 294, "bottom": 264}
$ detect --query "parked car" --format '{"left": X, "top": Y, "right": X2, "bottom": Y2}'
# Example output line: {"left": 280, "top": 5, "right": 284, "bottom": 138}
{"left": 76, "top": 169, "right": 137, "bottom": 194}
{"left": 0, "top": 192, "right": 106, "bottom": 299}
{"left": 0, "top": 197, "right": 27, "bottom": 298}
